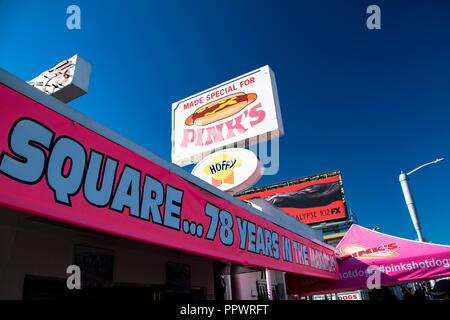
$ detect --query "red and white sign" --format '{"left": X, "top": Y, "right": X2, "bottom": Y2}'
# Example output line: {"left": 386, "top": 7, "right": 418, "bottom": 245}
{"left": 0, "top": 81, "right": 337, "bottom": 279}
{"left": 191, "top": 148, "right": 264, "bottom": 194}
{"left": 28, "top": 54, "right": 91, "bottom": 103}
{"left": 237, "top": 174, "right": 347, "bottom": 225}
{"left": 337, "top": 291, "right": 361, "bottom": 300}
{"left": 340, "top": 243, "right": 400, "bottom": 260}
{"left": 171, "top": 65, "right": 284, "bottom": 166}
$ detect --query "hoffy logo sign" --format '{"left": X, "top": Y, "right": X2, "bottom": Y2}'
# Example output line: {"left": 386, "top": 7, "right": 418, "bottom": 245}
{"left": 203, "top": 153, "right": 242, "bottom": 187}
{"left": 192, "top": 148, "right": 263, "bottom": 194}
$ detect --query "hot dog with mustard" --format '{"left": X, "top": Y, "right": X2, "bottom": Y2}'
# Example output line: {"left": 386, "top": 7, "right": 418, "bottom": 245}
{"left": 185, "top": 92, "right": 257, "bottom": 126}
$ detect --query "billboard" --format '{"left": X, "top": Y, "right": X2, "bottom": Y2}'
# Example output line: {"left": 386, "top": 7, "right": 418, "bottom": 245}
{"left": 171, "top": 65, "right": 284, "bottom": 166}
{"left": 236, "top": 171, "right": 348, "bottom": 225}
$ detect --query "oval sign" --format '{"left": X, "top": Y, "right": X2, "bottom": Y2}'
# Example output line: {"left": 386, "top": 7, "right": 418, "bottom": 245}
{"left": 191, "top": 148, "right": 264, "bottom": 194}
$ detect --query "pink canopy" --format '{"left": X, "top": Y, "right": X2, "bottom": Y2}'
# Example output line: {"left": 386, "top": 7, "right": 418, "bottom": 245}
{"left": 286, "top": 224, "right": 450, "bottom": 296}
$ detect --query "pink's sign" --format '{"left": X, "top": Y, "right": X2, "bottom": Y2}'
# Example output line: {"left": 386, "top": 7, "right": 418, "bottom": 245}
{"left": 0, "top": 83, "right": 338, "bottom": 279}
{"left": 286, "top": 225, "right": 450, "bottom": 295}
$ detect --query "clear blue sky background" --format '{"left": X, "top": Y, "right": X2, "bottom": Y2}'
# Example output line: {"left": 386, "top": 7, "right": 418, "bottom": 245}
{"left": 1, "top": 0, "right": 449, "bottom": 244}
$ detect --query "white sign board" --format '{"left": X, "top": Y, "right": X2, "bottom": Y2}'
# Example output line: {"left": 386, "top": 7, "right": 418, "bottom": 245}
{"left": 172, "top": 65, "right": 284, "bottom": 166}
{"left": 337, "top": 291, "right": 362, "bottom": 300}
{"left": 28, "top": 54, "right": 91, "bottom": 103}
{"left": 191, "top": 148, "right": 264, "bottom": 195}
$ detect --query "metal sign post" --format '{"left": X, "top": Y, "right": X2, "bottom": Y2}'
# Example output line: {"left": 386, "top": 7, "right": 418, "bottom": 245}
{"left": 265, "top": 268, "right": 273, "bottom": 300}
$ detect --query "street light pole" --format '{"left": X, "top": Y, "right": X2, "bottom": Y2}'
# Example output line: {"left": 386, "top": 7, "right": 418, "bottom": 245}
{"left": 399, "top": 172, "right": 424, "bottom": 242}
{"left": 399, "top": 158, "right": 444, "bottom": 242}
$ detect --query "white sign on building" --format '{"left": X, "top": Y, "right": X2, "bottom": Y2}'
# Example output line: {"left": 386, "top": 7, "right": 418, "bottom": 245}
{"left": 171, "top": 65, "right": 284, "bottom": 166}
{"left": 28, "top": 54, "right": 91, "bottom": 103}
{"left": 191, "top": 148, "right": 264, "bottom": 195}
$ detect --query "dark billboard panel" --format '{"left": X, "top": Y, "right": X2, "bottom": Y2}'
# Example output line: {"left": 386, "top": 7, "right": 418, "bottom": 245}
{"left": 236, "top": 171, "right": 347, "bottom": 225}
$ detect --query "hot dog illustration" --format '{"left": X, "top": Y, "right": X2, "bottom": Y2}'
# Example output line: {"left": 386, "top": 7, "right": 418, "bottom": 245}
{"left": 185, "top": 92, "right": 257, "bottom": 126}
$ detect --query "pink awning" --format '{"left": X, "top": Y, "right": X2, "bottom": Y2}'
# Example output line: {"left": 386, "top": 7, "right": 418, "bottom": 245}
{"left": 286, "top": 224, "right": 450, "bottom": 296}
{"left": 0, "top": 78, "right": 338, "bottom": 280}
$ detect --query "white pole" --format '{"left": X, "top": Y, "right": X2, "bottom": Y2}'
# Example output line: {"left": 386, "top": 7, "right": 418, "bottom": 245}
{"left": 399, "top": 158, "right": 444, "bottom": 243}
{"left": 265, "top": 269, "right": 273, "bottom": 300}
{"left": 281, "top": 272, "right": 288, "bottom": 300}
{"left": 224, "top": 275, "right": 233, "bottom": 300}
{"left": 399, "top": 171, "right": 425, "bottom": 242}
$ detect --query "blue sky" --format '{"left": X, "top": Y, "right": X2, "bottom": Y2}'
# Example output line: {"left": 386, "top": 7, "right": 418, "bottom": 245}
{"left": 1, "top": 0, "right": 449, "bottom": 245}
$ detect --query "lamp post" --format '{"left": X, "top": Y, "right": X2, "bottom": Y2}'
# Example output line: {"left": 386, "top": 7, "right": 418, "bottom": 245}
{"left": 399, "top": 158, "right": 444, "bottom": 242}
